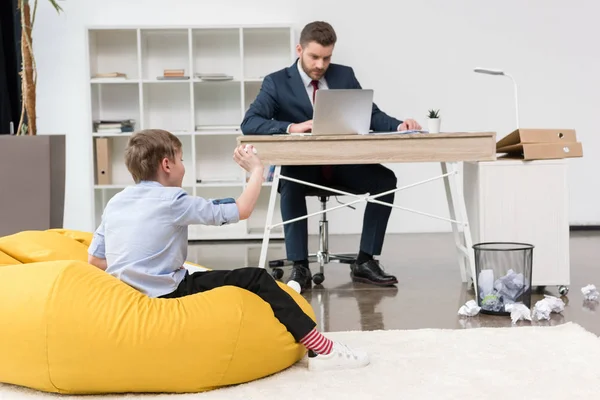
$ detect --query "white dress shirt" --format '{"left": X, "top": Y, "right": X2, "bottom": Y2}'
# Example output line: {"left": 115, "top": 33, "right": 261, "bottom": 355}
{"left": 297, "top": 59, "right": 329, "bottom": 105}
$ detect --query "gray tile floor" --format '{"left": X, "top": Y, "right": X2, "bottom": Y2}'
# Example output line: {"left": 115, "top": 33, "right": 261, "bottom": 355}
{"left": 187, "top": 231, "right": 600, "bottom": 335}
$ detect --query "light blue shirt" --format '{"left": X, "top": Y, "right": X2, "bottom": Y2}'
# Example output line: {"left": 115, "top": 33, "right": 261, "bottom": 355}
{"left": 88, "top": 181, "right": 240, "bottom": 297}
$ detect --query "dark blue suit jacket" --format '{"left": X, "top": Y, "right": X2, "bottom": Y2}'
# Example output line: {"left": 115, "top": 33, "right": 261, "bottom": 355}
{"left": 240, "top": 61, "right": 402, "bottom": 135}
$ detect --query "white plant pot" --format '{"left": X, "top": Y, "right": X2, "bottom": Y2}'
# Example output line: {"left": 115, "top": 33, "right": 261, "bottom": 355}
{"left": 428, "top": 118, "right": 441, "bottom": 134}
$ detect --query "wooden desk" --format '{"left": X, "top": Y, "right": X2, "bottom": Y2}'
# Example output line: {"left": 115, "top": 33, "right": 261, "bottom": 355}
{"left": 238, "top": 132, "right": 497, "bottom": 293}
{"left": 238, "top": 132, "right": 496, "bottom": 165}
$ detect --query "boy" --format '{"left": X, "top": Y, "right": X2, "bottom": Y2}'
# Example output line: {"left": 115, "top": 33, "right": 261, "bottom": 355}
{"left": 87, "top": 129, "right": 369, "bottom": 371}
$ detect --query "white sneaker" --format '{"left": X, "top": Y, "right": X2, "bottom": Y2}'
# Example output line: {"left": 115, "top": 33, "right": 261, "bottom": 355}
{"left": 308, "top": 342, "right": 370, "bottom": 371}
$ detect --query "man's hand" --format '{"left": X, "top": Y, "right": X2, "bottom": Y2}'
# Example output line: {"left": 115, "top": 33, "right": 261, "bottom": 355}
{"left": 233, "top": 145, "right": 264, "bottom": 175}
{"left": 398, "top": 119, "right": 422, "bottom": 131}
{"left": 289, "top": 120, "right": 313, "bottom": 134}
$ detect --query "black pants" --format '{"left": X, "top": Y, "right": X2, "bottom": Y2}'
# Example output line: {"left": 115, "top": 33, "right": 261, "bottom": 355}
{"left": 279, "top": 164, "right": 397, "bottom": 262}
{"left": 160, "top": 267, "right": 316, "bottom": 341}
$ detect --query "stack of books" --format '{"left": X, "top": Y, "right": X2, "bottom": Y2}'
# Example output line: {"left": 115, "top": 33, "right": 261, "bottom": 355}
{"left": 93, "top": 119, "right": 136, "bottom": 134}
{"left": 158, "top": 69, "right": 189, "bottom": 80}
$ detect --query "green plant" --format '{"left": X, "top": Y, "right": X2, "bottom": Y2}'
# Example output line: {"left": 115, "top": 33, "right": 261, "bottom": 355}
{"left": 16, "top": 0, "right": 63, "bottom": 135}
{"left": 427, "top": 109, "right": 440, "bottom": 119}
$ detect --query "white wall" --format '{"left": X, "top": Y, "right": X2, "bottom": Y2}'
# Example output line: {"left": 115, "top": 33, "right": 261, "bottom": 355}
{"left": 34, "top": 0, "right": 600, "bottom": 234}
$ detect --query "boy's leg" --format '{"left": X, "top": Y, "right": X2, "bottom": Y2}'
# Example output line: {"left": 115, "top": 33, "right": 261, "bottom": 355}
{"left": 182, "top": 268, "right": 316, "bottom": 342}
{"left": 166, "top": 267, "right": 370, "bottom": 370}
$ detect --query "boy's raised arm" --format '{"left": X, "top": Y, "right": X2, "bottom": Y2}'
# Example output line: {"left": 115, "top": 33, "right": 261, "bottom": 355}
{"left": 171, "top": 145, "right": 264, "bottom": 226}
{"left": 171, "top": 192, "right": 241, "bottom": 226}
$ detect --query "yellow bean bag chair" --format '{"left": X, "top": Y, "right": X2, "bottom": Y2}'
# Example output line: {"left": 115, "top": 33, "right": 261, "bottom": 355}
{"left": 0, "top": 230, "right": 315, "bottom": 395}
{"left": 0, "top": 250, "right": 20, "bottom": 266}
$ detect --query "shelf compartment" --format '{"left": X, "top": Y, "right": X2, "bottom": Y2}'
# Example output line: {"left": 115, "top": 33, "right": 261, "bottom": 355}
{"left": 91, "top": 82, "right": 139, "bottom": 133}
{"left": 192, "top": 28, "right": 241, "bottom": 81}
{"left": 142, "top": 82, "right": 192, "bottom": 132}
{"left": 140, "top": 29, "right": 190, "bottom": 81}
{"left": 243, "top": 27, "right": 292, "bottom": 80}
{"left": 193, "top": 80, "right": 242, "bottom": 129}
{"left": 88, "top": 29, "right": 139, "bottom": 80}
{"left": 195, "top": 134, "right": 241, "bottom": 183}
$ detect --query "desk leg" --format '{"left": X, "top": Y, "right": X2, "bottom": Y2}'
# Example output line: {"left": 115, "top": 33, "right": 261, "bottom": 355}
{"left": 258, "top": 165, "right": 281, "bottom": 269}
{"left": 441, "top": 162, "right": 467, "bottom": 283}
{"left": 442, "top": 162, "right": 477, "bottom": 297}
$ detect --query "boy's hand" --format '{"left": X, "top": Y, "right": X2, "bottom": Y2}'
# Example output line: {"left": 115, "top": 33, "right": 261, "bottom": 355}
{"left": 233, "top": 145, "right": 263, "bottom": 174}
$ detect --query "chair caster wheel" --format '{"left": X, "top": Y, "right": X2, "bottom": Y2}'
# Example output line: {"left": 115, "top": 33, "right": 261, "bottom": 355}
{"left": 313, "top": 273, "right": 324, "bottom": 285}
{"left": 272, "top": 268, "right": 284, "bottom": 280}
{"left": 558, "top": 285, "right": 569, "bottom": 296}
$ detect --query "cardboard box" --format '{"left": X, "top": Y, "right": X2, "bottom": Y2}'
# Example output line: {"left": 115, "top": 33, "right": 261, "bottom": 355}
{"left": 496, "top": 128, "right": 583, "bottom": 160}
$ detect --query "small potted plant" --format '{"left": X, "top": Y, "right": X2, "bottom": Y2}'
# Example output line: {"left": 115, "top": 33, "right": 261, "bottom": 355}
{"left": 427, "top": 109, "right": 441, "bottom": 134}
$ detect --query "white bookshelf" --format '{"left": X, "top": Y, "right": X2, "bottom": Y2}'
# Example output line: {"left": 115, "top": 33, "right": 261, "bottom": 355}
{"left": 87, "top": 25, "right": 295, "bottom": 240}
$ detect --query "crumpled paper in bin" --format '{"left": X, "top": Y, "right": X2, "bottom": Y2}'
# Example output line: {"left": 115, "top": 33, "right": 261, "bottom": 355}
{"left": 532, "top": 295, "right": 565, "bottom": 320}
{"left": 581, "top": 284, "right": 599, "bottom": 302}
{"left": 478, "top": 269, "right": 530, "bottom": 313}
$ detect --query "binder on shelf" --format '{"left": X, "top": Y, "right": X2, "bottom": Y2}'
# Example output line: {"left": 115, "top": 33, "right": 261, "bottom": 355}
{"left": 496, "top": 128, "right": 583, "bottom": 160}
{"left": 95, "top": 138, "right": 112, "bottom": 185}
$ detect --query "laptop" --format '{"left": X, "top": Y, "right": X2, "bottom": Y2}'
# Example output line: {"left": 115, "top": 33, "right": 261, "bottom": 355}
{"left": 310, "top": 89, "right": 373, "bottom": 135}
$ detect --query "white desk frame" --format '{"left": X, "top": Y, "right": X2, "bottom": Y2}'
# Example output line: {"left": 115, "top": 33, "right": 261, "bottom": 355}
{"left": 238, "top": 132, "right": 497, "bottom": 293}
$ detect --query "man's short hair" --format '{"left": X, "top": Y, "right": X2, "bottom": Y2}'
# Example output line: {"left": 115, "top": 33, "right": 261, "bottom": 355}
{"left": 124, "top": 129, "right": 182, "bottom": 183}
{"left": 299, "top": 21, "right": 337, "bottom": 48}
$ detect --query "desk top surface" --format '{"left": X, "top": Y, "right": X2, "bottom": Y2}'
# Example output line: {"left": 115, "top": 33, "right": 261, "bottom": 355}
{"left": 238, "top": 132, "right": 495, "bottom": 142}
{"left": 235, "top": 131, "right": 496, "bottom": 164}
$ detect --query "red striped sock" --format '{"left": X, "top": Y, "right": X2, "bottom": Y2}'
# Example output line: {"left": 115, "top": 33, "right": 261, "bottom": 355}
{"left": 300, "top": 328, "right": 333, "bottom": 355}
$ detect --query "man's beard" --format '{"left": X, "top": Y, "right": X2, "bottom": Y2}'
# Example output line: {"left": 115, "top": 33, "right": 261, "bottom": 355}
{"left": 300, "top": 58, "right": 325, "bottom": 80}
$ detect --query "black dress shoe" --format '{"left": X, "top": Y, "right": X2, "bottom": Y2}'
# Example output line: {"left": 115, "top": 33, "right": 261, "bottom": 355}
{"left": 350, "top": 259, "right": 398, "bottom": 286}
{"left": 288, "top": 266, "right": 312, "bottom": 292}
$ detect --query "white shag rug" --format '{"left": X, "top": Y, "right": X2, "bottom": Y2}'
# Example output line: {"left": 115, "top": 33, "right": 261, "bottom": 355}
{"left": 2, "top": 322, "right": 599, "bottom": 399}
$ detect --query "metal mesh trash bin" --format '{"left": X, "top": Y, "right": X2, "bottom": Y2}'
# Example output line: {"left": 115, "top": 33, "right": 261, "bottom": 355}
{"left": 473, "top": 242, "right": 534, "bottom": 316}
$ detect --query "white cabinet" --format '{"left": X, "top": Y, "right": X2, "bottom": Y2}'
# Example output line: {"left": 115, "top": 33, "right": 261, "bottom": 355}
{"left": 463, "top": 159, "right": 570, "bottom": 291}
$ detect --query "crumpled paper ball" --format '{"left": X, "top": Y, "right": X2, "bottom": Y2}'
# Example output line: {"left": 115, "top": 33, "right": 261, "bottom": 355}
{"left": 581, "top": 284, "right": 599, "bottom": 302}
{"left": 532, "top": 295, "right": 565, "bottom": 320}
{"left": 458, "top": 300, "right": 481, "bottom": 317}
{"left": 505, "top": 303, "right": 532, "bottom": 324}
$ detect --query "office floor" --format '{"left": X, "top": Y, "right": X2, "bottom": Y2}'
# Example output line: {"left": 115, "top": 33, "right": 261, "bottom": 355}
{"left": 187, "top": 230, "right": 600, "bottom": 336}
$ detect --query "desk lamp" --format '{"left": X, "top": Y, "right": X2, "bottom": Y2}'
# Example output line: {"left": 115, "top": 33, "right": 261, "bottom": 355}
{"left": 474, "top": 67, "right": 520, "bottom": 129}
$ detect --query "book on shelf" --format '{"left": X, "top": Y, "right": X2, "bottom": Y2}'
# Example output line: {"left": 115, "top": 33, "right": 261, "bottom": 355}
{"left": 195, "top": 125, "right": 240, "bottom": 131}
{"left": 195, "top": 73, "right": 233, "bottom": 81}
{"left": 157, "top": 76, "right": 190, "bottom": 80}
{"left": 93, "top": 119, "right": 136, "bottom": 134}
{"left": 158, "top": 69, "right": 189, "bottom": 80}
{"left": 92, "top": 72, "right": 127, "bottom": 79}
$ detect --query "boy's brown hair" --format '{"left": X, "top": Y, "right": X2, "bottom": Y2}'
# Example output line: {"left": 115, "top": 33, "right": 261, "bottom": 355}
{"left": 124, "top": 129, "right": 182, "bottom": 183}
{"left": 299, "top": 21, "right": 337, "bottom": 48}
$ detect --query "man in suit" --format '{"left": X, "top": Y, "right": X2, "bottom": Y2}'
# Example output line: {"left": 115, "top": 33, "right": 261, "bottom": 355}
{"left": 241, "top": 21, "right": 422, "bottom": 292}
